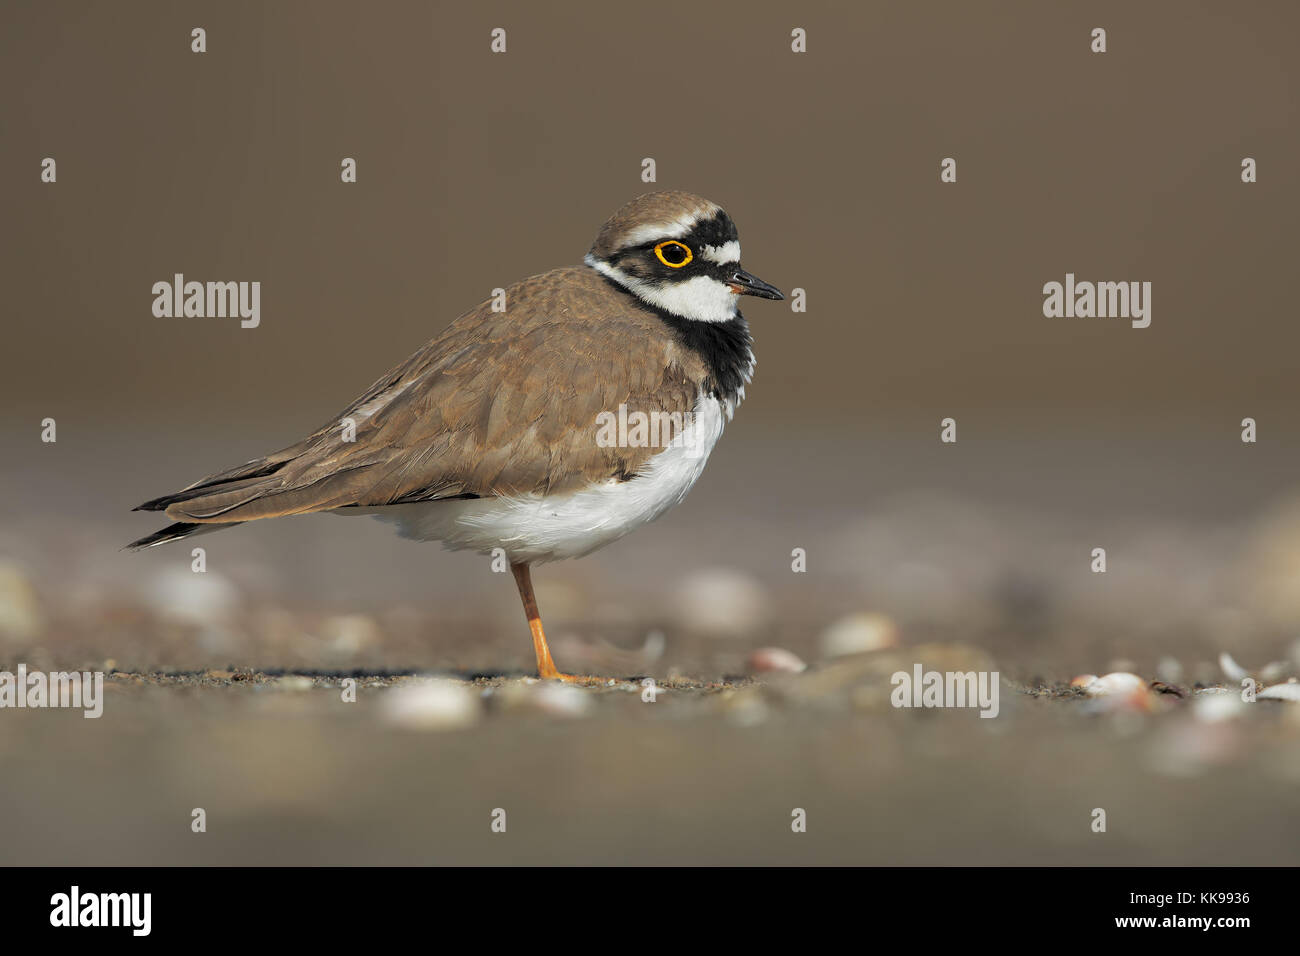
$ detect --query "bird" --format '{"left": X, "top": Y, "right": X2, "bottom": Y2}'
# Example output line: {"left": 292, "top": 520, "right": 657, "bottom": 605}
{"left": 128, "top": 191, "right": 784, "bottom": 681}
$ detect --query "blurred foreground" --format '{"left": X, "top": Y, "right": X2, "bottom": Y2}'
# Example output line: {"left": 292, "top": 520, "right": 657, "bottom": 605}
{"left": 2, "top": 427, "right": 1300, "bottom": 864}
{"left": 1, "top": 664, "right": 1298, "bottom": 865}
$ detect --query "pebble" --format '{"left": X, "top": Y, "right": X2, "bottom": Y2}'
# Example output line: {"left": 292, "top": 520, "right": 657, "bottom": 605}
{"left": 1260, "top": 660, "right": 1291, "bottom": 683}
{"left": 276, "top": 676, "right": 315, "bottom": 692}
{"left": 495, "top": 681, "right": 592, "bottom": 717}
{"left": 1080, "top": 672, "right": 1144, "bottom": 696}
{"left": 143, "top": 567, "right": 240, "bottom": 625}
{"left": 1155, "top": 657, "right": 1183, "bottom": 684}
{"left": 748, "top": 647, "right": 807, "bottom": 674}
{"left": 0, "top": 563, "right": 43, "bottom": 642}
{"left": 1258, "top": 681, "right": 1300, "bottom": 702}
{"left": 321, "top": 614, "right": 381, "bottom": 655}
{"left": 1193, "top": 692, "right": 1247, "bottom": 723}
{"left": 380, "top": 680, "right": 480, "bottom": 731}
{"left": 1218, "top": 652, "right": 1249, "bottom": 682}
{"left": 673, "top": 569, "right": 768, "bottom": 638}
{"left": 1077, "top": 672, "right": 1157, "bottom": 713}
{"left": 819, "top": 612, "right": 898, "bottom": 659}
{"left": 528, "top": 683, "right": 593, "bottom": 718}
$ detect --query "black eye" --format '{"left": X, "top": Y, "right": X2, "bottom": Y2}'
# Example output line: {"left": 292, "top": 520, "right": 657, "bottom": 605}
{"left": 653, "top": 240, "right": 693, "bottom": 268}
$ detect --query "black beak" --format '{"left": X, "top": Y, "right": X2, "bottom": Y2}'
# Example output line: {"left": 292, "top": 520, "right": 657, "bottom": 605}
{"left": 727, "top": 268, "right": 784, "bottom": 301}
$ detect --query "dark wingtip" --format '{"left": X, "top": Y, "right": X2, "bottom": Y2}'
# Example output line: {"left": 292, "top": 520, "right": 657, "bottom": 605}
{"left": 124, "top": 522, "right": 202, "bottom": 551}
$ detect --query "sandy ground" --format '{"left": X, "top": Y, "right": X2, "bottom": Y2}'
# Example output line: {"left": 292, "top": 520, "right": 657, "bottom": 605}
{"left": 2, "top": 654, "right": 1298, "bottom": 865}
{"left": 3, "top": 432, "right": 1300, "bottom": 865}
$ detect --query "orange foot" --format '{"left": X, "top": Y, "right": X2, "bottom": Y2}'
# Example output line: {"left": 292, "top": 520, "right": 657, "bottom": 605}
{"left": 511, "top": 562, "right": 620, "bottom": 687}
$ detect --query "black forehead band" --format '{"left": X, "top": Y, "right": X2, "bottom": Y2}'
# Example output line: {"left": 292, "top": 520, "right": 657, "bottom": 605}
{"left": 685, "top": 210, "right": 738, "bottom": 247}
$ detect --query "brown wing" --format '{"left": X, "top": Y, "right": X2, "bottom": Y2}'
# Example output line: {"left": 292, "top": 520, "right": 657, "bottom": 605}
{"left": 135, "top": 266, "right": 705, "bottom": 526}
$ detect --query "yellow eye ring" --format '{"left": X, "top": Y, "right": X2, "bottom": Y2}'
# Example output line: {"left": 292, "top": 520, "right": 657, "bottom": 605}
{"left": 654, "top": 240, "right": 693, "bottom": 268}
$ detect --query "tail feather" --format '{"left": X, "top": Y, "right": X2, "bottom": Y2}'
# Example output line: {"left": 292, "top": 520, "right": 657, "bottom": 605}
{"left": 134, "top": 475, "right": 276, "bottom": 513}
{"left": 124, "top": 521, "right": 242, "bottom": 551}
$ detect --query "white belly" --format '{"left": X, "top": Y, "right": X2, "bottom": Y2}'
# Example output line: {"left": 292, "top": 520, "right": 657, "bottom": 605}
{"left": 346, "top": 392, "right": 727, "bottom": 564}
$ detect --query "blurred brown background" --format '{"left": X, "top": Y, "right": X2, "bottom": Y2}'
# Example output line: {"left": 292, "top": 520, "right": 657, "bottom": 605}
{"left": 3, "top": 0, "right": 1299, "bottom": 667}
{"left": 3, "top": 0, "right": 1298, "bottom": 426}
{"left": 2, "top": 0, "right": 1300, "bottom": 665}
{"left": 1, "top": 1, "right": 1299, "bottom": 866}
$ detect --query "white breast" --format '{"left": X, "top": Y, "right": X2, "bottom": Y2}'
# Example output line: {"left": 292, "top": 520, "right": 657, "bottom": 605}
{"left": 346, "top": 391, "right": 728, "bottom": 564}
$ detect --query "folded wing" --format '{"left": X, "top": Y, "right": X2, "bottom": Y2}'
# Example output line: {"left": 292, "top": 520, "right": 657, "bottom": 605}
{"left": 131, "top": 267, "right": 700, "bottom": 540}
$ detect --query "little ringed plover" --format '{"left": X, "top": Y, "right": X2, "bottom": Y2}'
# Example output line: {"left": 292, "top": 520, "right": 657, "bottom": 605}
{"left": 129, "top": 191, "right": 783, "bottom": 680}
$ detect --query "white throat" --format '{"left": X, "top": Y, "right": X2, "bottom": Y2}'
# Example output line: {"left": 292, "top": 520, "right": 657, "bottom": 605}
{"left": 585, "top": 254, "right": 739, "bottom": 324}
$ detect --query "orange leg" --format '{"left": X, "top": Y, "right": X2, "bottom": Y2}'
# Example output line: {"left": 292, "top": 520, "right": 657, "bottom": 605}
{"left": 510, "top": 563, "right": 604, "bottom": 683}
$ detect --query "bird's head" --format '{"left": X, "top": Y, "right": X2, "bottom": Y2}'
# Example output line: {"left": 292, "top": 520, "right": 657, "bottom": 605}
{"left": 584, "top": 191, "right": 783, "bottom": 323}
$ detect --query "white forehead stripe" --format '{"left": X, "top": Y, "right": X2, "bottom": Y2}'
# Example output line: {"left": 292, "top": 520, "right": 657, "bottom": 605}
{"left": 701, "top": 241, "right": 741, "bottom": 266}
{"left": 620, "top": 213, "right": 705, "bottom": 248}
